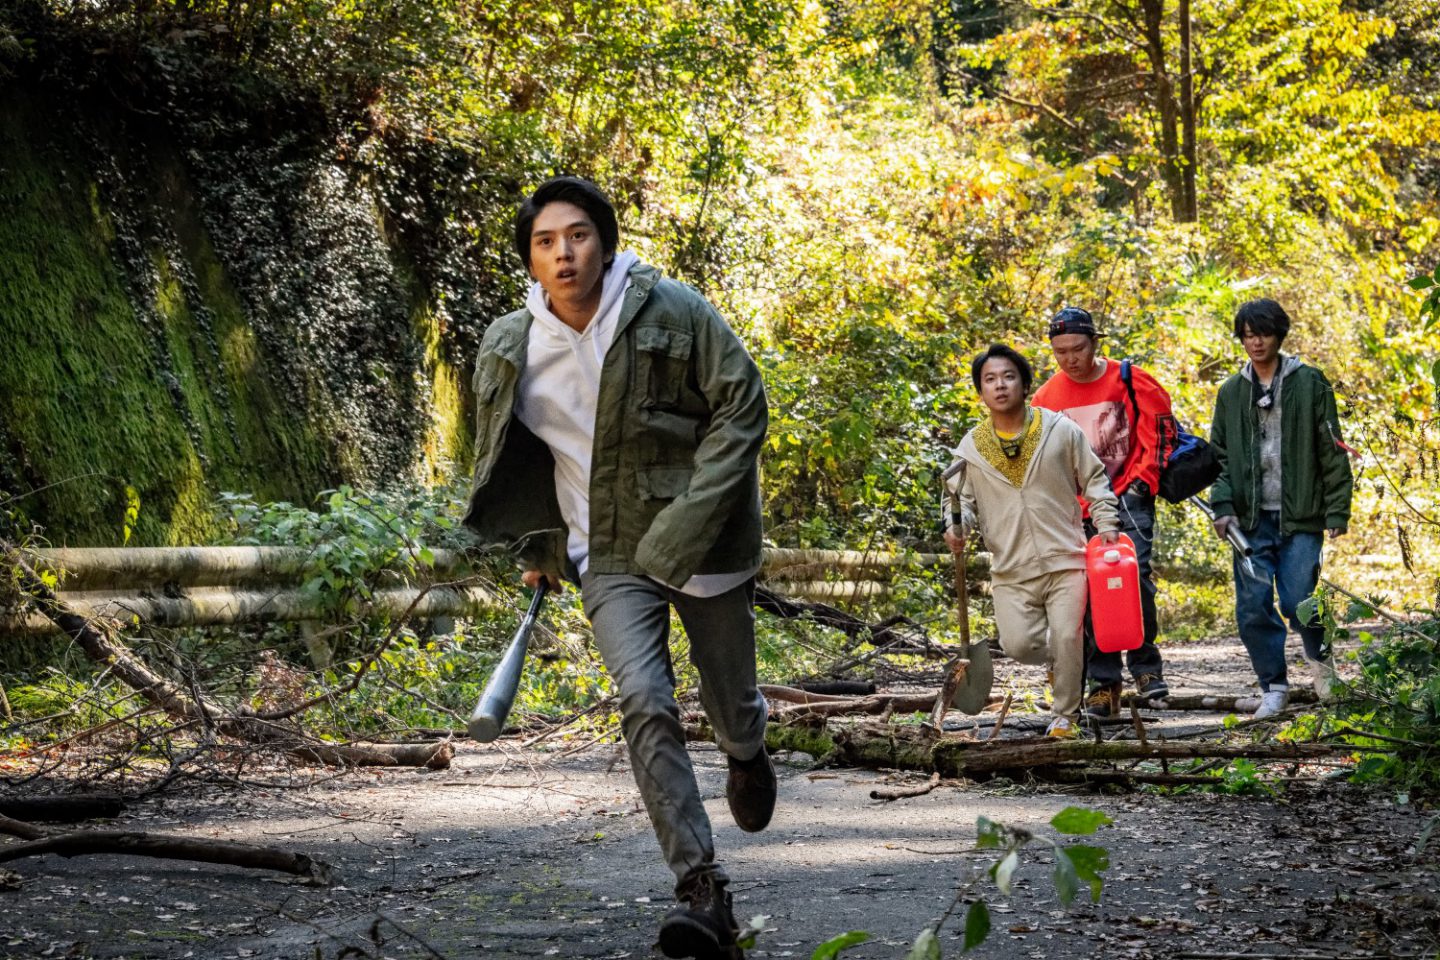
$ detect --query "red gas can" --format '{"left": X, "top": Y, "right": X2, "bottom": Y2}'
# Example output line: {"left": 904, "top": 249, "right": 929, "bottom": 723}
{"left": 1086, "top": 533, "right": 1143, "bottom": 653}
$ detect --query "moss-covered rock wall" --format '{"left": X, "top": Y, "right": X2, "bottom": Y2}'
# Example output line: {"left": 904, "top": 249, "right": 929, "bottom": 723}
{"left": 0, "top": 81, "right": 477, "bottom": 546}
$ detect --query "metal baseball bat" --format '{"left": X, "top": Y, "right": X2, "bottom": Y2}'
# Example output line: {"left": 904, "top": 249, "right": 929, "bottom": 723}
{"left": 467, "top": 581, "right": 549, "bottom": 742}
{"left": 1189, "top": 496, "right": 1259, "bottom": 581}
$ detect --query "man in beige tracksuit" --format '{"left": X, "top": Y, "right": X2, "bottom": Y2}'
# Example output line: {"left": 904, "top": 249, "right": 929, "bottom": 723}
{"left": 944, "top": 344, "right": 1121, "bottom": 736}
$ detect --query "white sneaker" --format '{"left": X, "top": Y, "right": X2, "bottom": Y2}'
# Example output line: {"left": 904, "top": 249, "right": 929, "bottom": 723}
{"left": 1305, "top": 654, "right": 1337, "bottom": 701}
{"left": 1252, "top": 687, "right": 1290, "bottom": 719}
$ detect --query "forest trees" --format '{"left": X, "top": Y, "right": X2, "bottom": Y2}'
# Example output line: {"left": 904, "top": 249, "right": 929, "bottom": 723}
{"left": 943, "top": 0, "right": 1440, "bottom": 233}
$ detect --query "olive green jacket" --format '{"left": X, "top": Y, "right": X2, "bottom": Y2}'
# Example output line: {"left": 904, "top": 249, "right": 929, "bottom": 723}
{"left": 461, "top": 262, "right": 767, "bottom": 585}
{"left": 1209, "top": 358, "right": 1353, "bottom": 534}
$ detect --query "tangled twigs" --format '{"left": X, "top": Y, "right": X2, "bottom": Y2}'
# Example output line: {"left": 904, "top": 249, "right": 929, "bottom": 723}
{"left": 3, "top": 540, "right": 450, "bottom": 769}
{"left": 0, "top": 813, "right": 336, "bottom": 884}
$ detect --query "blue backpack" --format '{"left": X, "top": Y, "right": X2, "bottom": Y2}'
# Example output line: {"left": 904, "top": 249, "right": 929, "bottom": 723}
{"left": 1119, "top": 360, "right": 1222, "bottom": 504}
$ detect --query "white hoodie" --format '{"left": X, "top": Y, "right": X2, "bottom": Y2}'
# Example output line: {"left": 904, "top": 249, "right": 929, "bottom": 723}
{"left": 514, "top": 251, "right": 640, "bottom": 575}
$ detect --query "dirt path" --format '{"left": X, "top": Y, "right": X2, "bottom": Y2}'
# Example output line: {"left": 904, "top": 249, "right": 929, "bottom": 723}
{"left": 3, "top": 640, "right": 1437, "bottom": 960}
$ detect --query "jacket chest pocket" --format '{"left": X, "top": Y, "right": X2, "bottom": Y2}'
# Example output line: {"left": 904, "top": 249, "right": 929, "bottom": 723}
{"left": 635, "top": 325, "right": 693, "bottom": 409}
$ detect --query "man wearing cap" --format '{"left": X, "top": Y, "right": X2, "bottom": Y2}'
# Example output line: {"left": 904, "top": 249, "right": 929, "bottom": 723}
{"left": 1032, "top": 307, "right": 1173, "bottom": 718}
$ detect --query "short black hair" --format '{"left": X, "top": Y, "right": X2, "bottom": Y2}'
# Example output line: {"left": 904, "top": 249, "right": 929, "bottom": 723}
{"left": 513, "top": 176, "right": 619, "bottom": 271}
{"left": 1233, "top": 298, "right": 1291, "bottom": 343}
{"left": 970, "top": 344, "right": 1034, "bottom": 394}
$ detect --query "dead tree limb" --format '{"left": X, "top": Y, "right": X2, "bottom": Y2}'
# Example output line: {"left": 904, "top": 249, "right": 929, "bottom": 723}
{"left": 753, "top": 584, "right": 934, "bottom": 650}
{"left": 871, "top": 772, "right": 942, "bottom": 801}
{"left": 773, "top": 693, "right": 940, "bottom": 720}
{"left": 739, "top": 719, "right": 1358, "bottom": 777}
{"left": 0, "top": 795, "right": 126, "bottom": 823}
{"left": 3, "top": 542, "right": 449, "bottom": 770}
{"left": 0, "top": 813, "right": 335, "bottom": 883}
{"left": 1123, "top": 691, "right": 1316, "bottom": 711}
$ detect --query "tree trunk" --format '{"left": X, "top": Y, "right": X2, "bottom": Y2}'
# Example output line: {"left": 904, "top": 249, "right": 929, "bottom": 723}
{"left": 1178, "top": 0, "right": 1198, "bottom": 221}
{"left": 1137, "top": 0, "right": 1187, "bottom": 221}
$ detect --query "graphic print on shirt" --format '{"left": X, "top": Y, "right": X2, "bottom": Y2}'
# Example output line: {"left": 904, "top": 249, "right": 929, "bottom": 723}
{"left": 1058, "top": 401, "right": 1131, "bottom": 483}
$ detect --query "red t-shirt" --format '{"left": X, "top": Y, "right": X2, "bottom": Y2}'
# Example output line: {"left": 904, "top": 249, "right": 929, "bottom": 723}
{"left": 1032, "top": 359, "right": 1172, "bottom": 497}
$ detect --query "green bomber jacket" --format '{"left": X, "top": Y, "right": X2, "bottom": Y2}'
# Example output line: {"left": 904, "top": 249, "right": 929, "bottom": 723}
{"left": 461, "top": 262, "right": 767, "bottom": 585}
{"left": 1208, "top": 358, "right": 1353, "bottom": 535}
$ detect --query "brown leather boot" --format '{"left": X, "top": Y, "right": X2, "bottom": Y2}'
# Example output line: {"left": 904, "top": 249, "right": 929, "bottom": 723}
{"left": 726, "top": 748, "right": 776, "bottom": 833}
{"left": 1085, "top": 682, "right": 1123, "bottom": 719}
{"left": 658, "top": 869, "right": 743, "bottom": 959}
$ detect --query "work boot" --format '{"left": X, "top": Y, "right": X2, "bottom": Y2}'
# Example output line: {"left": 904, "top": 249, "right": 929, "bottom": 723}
{"left": 659, "top": 869, "right": 743, "bottom": 959}
{"left": 726, "top": 748, "right": 777, "bottom": 833}
{"left": 1135, "top": 673, "right": 1170, "bottom": 701}
{"left": 1252, "top": 686, "right": 1289, "bottom": 720}
{"left": 1085, "top": 682, "right": 1122, "bottom": 719}
{"left": 1304, "top": 654, "right": 1337, "bottom": 701}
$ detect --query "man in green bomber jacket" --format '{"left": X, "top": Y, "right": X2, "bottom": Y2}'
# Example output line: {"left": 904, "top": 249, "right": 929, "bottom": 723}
{"left": 1209, "top": 298, "right": 1354, "bottom": 720}
{"left": 462, "top": 176, "right": 772, "bottom": 960}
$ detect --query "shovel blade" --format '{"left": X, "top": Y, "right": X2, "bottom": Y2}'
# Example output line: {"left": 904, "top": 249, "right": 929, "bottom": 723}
{"left": 949, "top": 639, "right": 994, "bottom": 715}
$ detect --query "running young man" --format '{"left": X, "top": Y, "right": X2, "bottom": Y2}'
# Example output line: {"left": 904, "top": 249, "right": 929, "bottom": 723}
{"left": 1209, "top": 298, "right": 1353, "bottom": 718}
{"left": 944, "top": 344, "right": 1121, "bottom": 738}
{"left": 463, "top": 176, "right": 773, "bottom": 958}
{"left": 1033, "top": 306, "right": 1175, "bottom": 717}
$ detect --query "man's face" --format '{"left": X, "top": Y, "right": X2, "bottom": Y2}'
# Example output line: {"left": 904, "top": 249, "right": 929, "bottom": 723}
{"left": 1050, "top": 333, "right": 1099, "bottom": 381}
{"left": 1240, "top": 324, "right": 1281, "bottom": 367}
{"left": 979, "top": 357, "right": 1026, "bottom": 416}
{"left": 528, "top": 201, "right": 608, "bottom": 306}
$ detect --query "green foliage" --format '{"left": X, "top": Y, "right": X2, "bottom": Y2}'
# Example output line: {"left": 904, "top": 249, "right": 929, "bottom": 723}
{"left": 961, "top": 900, "right": 990, "bottom": 951}
{"left": 1296, "top": 577, "right": 1440, "bottom": 794}
{"left": 865, "top": 806, "right": 1116, "bottom": 957}
{"left": 811, "top": 931, "right": 870, "bottom": 960}
{"left": 1049, "top": 806, "right": 1114, "bottom": 835}
{"left": 216, "top": 485, "right": 466, "bottom": 620}
{"left": 5, "top": 0, "right": 1440, "bottom": 572}
{"left": 4, "top": 674, "right": 89, "bottom": 721}
{"left": 1214, "top": 759, "right": 1278, "bottom": 797}
{"left": 1157, "top": 577, "right": 1234, "bottom": 644}
{"left": 205, "top": 481, "right": 619, "bottom": 735}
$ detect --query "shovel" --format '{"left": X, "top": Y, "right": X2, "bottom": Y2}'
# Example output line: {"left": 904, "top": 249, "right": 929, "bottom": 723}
{"left": 938, "top": 461, "right": 995, "bottom": 717}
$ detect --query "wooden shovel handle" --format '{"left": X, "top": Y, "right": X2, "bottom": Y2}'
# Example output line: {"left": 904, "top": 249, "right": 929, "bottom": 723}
{"left": 953, "top": 551, "right": 971, "bottom": 648}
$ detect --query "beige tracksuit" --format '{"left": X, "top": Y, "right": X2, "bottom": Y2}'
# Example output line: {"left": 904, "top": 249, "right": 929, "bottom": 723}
{"left": 945, "top": 408, "right": 1120, "bottom": 719}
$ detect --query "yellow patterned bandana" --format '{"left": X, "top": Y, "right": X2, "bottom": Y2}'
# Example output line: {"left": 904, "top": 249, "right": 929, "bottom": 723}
{"left": 974, "top": 407, "right": 1042, "bottom": 487}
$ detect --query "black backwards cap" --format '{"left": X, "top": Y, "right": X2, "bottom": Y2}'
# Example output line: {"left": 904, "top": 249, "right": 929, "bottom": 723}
{"left": 1047, "top": 306, "right": 1104, "bottom": 339}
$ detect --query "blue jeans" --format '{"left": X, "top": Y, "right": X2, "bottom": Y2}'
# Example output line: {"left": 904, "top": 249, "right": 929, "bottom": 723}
{"left": 1085, "top": 492, "right": 1164, "bottom": 687}
{"left": 1234, "top": 511, "right": 1326, "bottom": 691}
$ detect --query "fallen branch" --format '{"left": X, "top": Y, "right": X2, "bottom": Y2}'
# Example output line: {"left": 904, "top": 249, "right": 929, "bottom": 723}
{"left": 289, "top": 741, "right": 454, "bottom": 769}
{"left": 730, "top": 718, "right": 1361, "bottom": 777}
{"left": 785, "top": 680, "right": 877, "bottom": 697}
{"left": 0, "top": 794, "right": 127, "bottom": 823}
{"left": 870, "top": 772, "right": 942, "bottom": 802}
{"left": 0, "top": 813, "right": 335, "bottom": 883}
{"left": 773, "top": 692, "right": 940, "bottom": 720}
{"left": 1122, "top": 690, "right": 1316, "bottom": 711}
{"left": 753, "top": 584, "right": 933, "bottom": 650}
{"left": 1039, "top": 769, "right": 1339, "bottom": 788}
{"left": 930, "top": 659, "right": 970, "bottom": 730}
{"left": 987, "top": 694, "right": 1014, "bottom": 742}
{"left": 3, "top": 542, "right": 450, "bottom": 770}
{"left": 759, "top": 684, "right": 860, "bottom": 705}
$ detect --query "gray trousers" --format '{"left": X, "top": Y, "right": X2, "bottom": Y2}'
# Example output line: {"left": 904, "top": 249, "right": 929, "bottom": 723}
{"left": 581, "top": 573, "right": 768, "bottom": 886}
